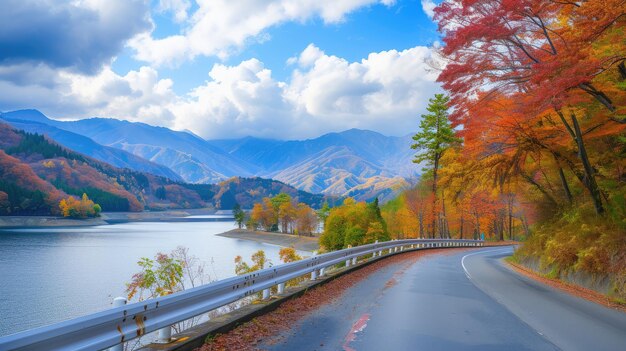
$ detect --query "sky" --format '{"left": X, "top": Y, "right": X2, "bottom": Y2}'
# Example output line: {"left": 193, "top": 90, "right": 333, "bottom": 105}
{"left": 0, "top": 0, "right": 441, "bottom": 139}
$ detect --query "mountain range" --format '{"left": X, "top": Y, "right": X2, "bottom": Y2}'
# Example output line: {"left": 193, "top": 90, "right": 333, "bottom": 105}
{"left": 0, "top": 110, "right": 419, "bottom": 202}
{"left": 0, "top": 122, "right": 334, "bottom": 215}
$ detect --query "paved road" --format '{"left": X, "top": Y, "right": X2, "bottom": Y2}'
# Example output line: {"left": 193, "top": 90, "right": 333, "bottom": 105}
{"left": 262, "top": 246, "right": 626, "bottom": 351}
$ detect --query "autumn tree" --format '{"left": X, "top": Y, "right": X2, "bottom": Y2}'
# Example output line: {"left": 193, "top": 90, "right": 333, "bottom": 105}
{"left": 320, "top": 198, "right": 389, "bottom": 251}
{"left": 434, "top": 0, "right": 626, "bottom": 214}
{"left": 59, "top": 193, "right": 101, "bottom": 218}
{"left": 278, "top": 200, "right": 296, "bottom": 233}
{"left": 234, "top": 250, "right": 268, "bottom": 275}
{"left": 126, "top": 252, "right": 184, "bottom": 301}
{"left": 295, "top": 203, "right": 318, "bottom": 236}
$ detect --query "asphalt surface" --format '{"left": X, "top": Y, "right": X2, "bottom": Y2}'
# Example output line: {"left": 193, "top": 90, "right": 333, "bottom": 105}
{"left": 261, "top": 246, "right": 626, "bottom": 351}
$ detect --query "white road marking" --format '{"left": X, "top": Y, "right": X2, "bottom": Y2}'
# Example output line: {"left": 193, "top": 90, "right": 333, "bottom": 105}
{"left": 461, "top": 248, "right": 513, "bottom": 280}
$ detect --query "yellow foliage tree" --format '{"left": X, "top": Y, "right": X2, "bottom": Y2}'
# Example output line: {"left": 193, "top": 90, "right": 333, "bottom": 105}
{"left": 59, "top": 193, "right": 101, "bottom": 218}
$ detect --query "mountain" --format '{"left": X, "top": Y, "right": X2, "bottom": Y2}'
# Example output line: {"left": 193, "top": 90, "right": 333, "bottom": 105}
{"left": 0, "top": 112, "right": 182, "bottom": 181}
{"left": 0, "top": 122, "right": 332, "bottom": 215}
{"left": 210, "top": 129, "right": 418, "bottom": 201}
{"left": 2, "top": 110, "right": 419, "bottom": 201}
{"left": 0, "top": 110, "right": 256, "bottom": 184}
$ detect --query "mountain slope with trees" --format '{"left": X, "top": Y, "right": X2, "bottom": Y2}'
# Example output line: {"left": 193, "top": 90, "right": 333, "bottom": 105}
{"left": 0, "top": 123, "right": 334, "bottom": 215}
{"left": 0, "top": 113, "right": 182, "bottom": 181}
{"left": 1, "top": 110, "right": 417, "bottom": 201}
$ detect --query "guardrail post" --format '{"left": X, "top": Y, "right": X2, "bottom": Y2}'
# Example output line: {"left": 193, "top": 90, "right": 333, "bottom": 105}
{"left": 311, "top": 269, "right": 318, "bottom": 280}
{"left": 277, "top": 282, "right": 285, "bottom": 294}
{"left": 319, "top": 267, "right": 325, "bottom": 277}
{"left": 108, "top": 297, "right": 127, "bottom": 351}
{"left": 352, "top": 257, "right": 357, "bottom": 265}
{"left": 345, "top": 259, "right": 351, "bottom": 267}
{"left": 262, "top": 288, "right": 270, "bottom": 300}
{"left": 157, "top": 325, "right": 172, "bottom": 344}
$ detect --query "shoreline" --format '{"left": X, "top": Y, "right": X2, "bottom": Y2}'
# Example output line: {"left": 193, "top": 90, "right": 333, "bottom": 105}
{"left": 218, "top": 229, "right": 320, "bottom": 252}
{"left": 0, "top": 208, "right": 232, "bottom": 229}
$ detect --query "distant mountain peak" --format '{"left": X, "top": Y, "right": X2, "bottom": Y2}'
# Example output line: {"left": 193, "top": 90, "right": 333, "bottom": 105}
{"left": 1, "top": 109, "right": 50, "bottom": 123}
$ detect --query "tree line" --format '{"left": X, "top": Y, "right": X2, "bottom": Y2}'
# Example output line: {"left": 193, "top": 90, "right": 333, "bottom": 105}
{"left": 234, "top": 193, "right": 325, "bottom": 236}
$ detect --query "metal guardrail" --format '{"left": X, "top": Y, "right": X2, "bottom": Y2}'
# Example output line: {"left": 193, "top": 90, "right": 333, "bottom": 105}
{"left": 0, "top": 239, "right": 483, "bottom": 351}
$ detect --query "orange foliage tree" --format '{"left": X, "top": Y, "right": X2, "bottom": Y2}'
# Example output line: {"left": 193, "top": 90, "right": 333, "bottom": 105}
{"left": 59, "top": 193, "right": 102, "bottom": 218}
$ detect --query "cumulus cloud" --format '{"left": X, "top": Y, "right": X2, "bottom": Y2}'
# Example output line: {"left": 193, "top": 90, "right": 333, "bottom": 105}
{"left": 421, "top": 0, "right": 436, "bottom": 18}
{"left": 172, "top": 44, "right": 440, "bottom": 139}
{"left": 0, "top": 44, "right": 441, "bottom": 139}
{"left": 157, "top": 0, "right": 191, "bottom": 23}
{"left": 0, "top": 0, "right": 151, "bottom": 74}
{"left": 130, "top": 0, "right": 396, "bottom": 66}
{"left": 0, "top": 63, "right": 177, "bottom": 126}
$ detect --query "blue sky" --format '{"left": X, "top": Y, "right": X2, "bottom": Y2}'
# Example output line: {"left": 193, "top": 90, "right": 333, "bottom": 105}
{"left": 112, "top": 0, "right": 439, "bottom": 94}
{"left": 0, "top": 0, "right": 442, "bottom": 139}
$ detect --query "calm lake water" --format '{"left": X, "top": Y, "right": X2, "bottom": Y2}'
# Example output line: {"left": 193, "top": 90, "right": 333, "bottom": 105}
{"left": 0, "top": 218, "right": 298, "bottom": 336}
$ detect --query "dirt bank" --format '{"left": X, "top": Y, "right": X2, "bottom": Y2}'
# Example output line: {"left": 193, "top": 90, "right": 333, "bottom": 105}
{"left": 218, "top": 229, "right": 320, "bottom": 252}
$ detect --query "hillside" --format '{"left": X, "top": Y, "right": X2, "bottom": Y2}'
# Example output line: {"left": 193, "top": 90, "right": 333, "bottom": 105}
{"left": 0, "top": 123, "right": 331, "bottom": 215}
{"left": 0, "top": 114, "right": 182, "bottom": 181}
{"left": 212, "top": 129, "right": 417, "bottom": 200}
{"left": 0, "top": 110, "right": 256, "bottom": 184}
{"left": 2, "top": 110, "right": 419, "bottom": 201}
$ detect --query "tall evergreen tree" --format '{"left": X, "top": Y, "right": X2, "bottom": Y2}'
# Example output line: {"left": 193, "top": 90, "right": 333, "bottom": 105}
{"left": 411, "top": 94, "right": 460, "bottom": 237}
{"left": 233, "top": 203, "right": 245, "bottom": 229}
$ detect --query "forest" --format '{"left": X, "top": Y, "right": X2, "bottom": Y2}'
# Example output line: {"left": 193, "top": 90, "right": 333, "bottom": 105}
{"left": 376, "top": 0, "right": 625, "bottom": 298}
{"left": 0, "top": 124, "right": 336, "bottom": 216}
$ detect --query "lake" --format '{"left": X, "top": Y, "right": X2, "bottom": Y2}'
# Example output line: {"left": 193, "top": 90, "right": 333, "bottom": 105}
{"left": 0, "top": 218, "right": 298, "bottom": 336}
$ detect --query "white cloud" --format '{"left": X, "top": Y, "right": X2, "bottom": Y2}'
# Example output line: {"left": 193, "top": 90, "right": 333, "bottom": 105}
{"left": 0, "top": 63, "right": 177, "bottom": 126}
{"left": 157, "top": 0, "right": 191, "bottom": 23}
{"left": 130, "top": 0, "right": 396, "bottom": 66}
{"left": 421, "top": 0, "right": 436, "bottom": 19}
{"left": 0, "top": 44, "right": 441, "bottom": 139}
{"left": 172, "top": 44, "right": 440, "bottom": 138}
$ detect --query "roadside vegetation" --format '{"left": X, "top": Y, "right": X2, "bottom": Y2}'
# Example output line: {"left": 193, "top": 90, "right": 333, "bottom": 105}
{"left": 317, "top": 0, "right": 626, "bottom": 300}
{"left": 319, "top": 197, "right": 389, "bottom": 251}
{"left": 397, "top": 0, "right": 625, "bottom": 300}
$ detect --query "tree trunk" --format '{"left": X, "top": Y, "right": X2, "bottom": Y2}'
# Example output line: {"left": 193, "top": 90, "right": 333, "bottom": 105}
{"left": 618, "top": 61, "right": 626, "bottom": 80}
{"left": 520, "top": 172, "right": 558, "bottom": 207}
{"left": 459, "top": 212, "right": 463, "bottom": 240}
{"left": 555, "top": 109, "right": 605, "bottom": 214}
{"left": 431, "top": 155, "right": 440, "bottom": 239}
{"left": 521, "top": 215, "right": 530, "bottom": 237}
{"left": 474, "top": 211, "right": 481, "bottom": 240}
{"left": 555, "top": 159, "right": 573, "bottom": 204}
{"left": 441, "top": 190, "right": 449, "bottom": 239}
{"left": 418, "top": 210, "right": 424, "bottom": 239}
{"left": 578, "top": 82, "right": 616, "bottom": 112}
{"left": 508, "top": 199, "right": 513, "bottom": 241}
{"left": 499, "top": 210, "right": 504, "bottom": 241}
{"left": 570, "top": 113, "right": 605, "bottom": 214}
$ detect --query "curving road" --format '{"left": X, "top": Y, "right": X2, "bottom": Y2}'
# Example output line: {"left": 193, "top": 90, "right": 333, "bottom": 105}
{"left": 261, "top": 246, "right": 626, "bottom": 351}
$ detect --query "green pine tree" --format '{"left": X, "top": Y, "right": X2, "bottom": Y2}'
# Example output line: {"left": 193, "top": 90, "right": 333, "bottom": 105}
{"left": 411, "top": 94, "right": 460, "bottom": 237}
{"left": 233, "top": 203, "right": 245, "bottom": 229}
